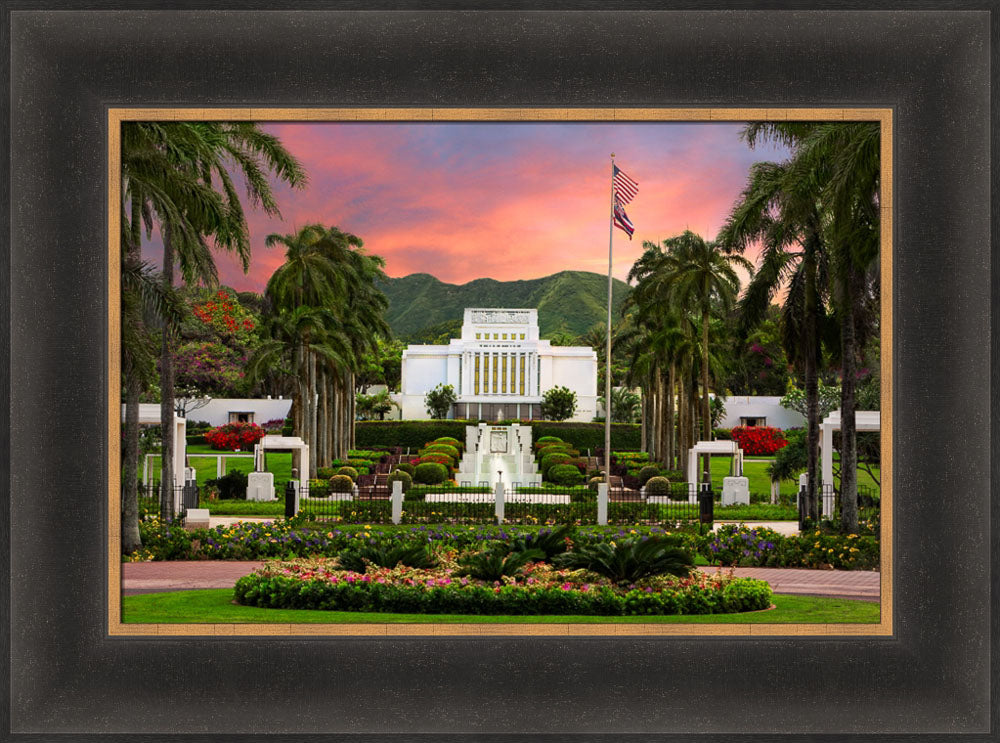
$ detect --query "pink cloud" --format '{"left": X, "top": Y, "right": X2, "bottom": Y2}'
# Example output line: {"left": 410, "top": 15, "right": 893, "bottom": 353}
{"left": 144, "top": 122, "right": 787, "bottom": 292}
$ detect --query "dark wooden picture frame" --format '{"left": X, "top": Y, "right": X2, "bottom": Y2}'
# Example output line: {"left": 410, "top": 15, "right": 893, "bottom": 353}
{"left": 4, "top": 4, "right": 994, "bottom": 738}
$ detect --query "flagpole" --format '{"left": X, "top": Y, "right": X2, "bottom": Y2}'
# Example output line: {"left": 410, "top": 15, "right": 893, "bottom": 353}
{"left": 605, "top": 155, "right": 614, "bottom": 487}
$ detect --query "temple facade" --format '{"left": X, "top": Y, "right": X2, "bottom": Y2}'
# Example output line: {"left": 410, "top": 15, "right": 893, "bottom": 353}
{"left": 396, "top": 308, "right": 598, "bottom": 421}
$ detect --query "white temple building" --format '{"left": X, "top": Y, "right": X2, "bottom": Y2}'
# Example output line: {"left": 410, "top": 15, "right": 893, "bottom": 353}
{"left": 395, "top": 308, "right": 598, "bottom": 421}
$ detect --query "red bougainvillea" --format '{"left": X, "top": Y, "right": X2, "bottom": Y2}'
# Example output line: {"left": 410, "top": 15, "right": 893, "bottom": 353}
{"left": 204, "top": 422, "right": 266, "bottom": 451}
{"left": 729, "top": 426, "right": 789, "bottom": 456}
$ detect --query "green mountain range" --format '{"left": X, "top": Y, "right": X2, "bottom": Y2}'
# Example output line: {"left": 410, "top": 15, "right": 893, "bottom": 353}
{"left": 380, "top": 270, "right": 632, "bottom": 341}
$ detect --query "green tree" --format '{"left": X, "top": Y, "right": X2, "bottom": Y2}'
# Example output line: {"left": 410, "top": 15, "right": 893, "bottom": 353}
{"left": 123, "top": 121, "right": 305, "bottom": 523}
{"left": 598, "top": 387, "right": 641, "bottom": 423}
{"left": 793, "top": 122, "right": 881, "bottom": 532}
{"left": 259, "top": 224, "right": 389, "bottom": 473}
{"left": 425, "top": 384, "right": 457, "bottom": 419}
{"left": 540, "top": 386, "right": 577, "bottom": 421}
{"left": 657, "top": 231, "right": 751, "bottom": 483}
{"left": 717, "top": 127, "right": 831, "bottom": 526}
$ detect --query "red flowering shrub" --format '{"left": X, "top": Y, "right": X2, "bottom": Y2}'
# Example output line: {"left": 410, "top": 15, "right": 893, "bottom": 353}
{"left": 204, "top": 422, "right": 266, "bottom": 451}
{"left": 729, "top": 426, "right": 788, "bottom": 456}
{"left": 192, "top": 289, "right": 257, "bottom": 345}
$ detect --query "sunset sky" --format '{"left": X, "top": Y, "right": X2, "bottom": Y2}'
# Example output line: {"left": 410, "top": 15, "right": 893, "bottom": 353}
{"left": 143, "top": 122, "right": 791, "bottom": 291}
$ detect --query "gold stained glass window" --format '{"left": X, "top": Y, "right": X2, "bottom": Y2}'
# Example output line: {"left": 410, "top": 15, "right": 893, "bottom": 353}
{"left": 476, "top": 333, "right": 481, "bottom": 339}
{"left": 493, "top": 333, "right": 498, "bottom": 340}
{"left": 474, "top": 354, "right": 480, "bottom": 394}
{"left": 520, "top": 333, "right": 525, "bottom": 340}
{"left": 501, "top": 353, "right": 507, "bottom": 393}
{"left": 519, "top": 354, "right": 525, "bottom": 395}
{"left": 492, "top": 353, "right": 498, "bottom": 393}
{"left": 502, "top": 333, "right": 507, "bottom": 340}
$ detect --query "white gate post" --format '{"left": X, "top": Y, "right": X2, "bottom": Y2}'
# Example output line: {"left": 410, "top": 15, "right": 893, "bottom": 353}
{"left": 494, "top": 480, "right": 505, "bottom": 524}
{"left": 217, "top": 456, "right": 223, "bottom": 479}
{"left": 597, "top": 482, "right": 608, "bottom": 526}
{"left": 391, "top": 480, "right": 403, "bottom": 525}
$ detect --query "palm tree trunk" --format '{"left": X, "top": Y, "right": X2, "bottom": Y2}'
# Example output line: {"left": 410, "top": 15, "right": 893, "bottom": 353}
{"left": 839, "top": 269, "right": 860, "bottom": 533}
{"left": 678, "top": 373, "right": 689, "bottom": 480}
{"left": 122, "top": 199, "right": 143, "bottom": 552}
{"left": 159, "top": 224, "right": 176, "bottom": 517}
{"left": 640, "top": 386, "right": 648, "bottom": 455}
{"left": 349, "top": 371, "right": 357, "bottom": 450}
{"left": 701, "top": 312, "right": 712, "bottom": 484}
{"left": 122, "top": 373, "right": 142, "bottom": 552}
{"left": 666, "top": 362, "right": 676, "bottom": 470}
{"left": 803, "top": 246, "right": 820, "bottom": 526}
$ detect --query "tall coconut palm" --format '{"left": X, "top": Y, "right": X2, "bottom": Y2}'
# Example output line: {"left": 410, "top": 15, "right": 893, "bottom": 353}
{"left": 656, "top": 231, "right": 751, "bottom": 484}
{"left": 717, "top": 138, "right": 832, "bottom": 525}
{"left": 792, "top": 122, "right": 881, "bottom": 532}
{"left": 124, "top": 122, "right": 305, "bottom": 518}
{"left": 262, "top": 225, "right": 389, "bottom": 473}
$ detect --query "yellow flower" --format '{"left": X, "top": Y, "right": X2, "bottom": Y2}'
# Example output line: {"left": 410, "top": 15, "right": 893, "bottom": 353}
{"left": 814, "top": 542, "right": 821, "bottom": 548}
{"left": 827, "top": 548, "right": 834, "bottom": 553}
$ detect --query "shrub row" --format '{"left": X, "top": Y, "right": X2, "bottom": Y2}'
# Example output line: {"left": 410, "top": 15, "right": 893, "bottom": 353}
{"left": 234, "top": 573, "right": 771, "bottom": 616}
{"left": 355, "top": 421, "right": 640, "bottom": 451}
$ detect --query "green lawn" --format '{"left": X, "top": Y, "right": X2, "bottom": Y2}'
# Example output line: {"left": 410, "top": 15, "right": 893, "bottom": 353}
{"left": 706, "top": 456, "right": 880, "bottom": 498}
{"left": 122, "top": 589, "right": 879, "bottom": 624}
{"left": 144, "top": 449, "right": 293, "bottom": 487}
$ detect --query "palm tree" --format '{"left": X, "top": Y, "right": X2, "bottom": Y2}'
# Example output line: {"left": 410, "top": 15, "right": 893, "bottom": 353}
{"left": 261, "top": 225, "right": 389, "bottom": 473}
{"left": 119, "top": 253, "right": 185, "bottom": 551}
{"left": 792, "top": 122, "right": 881, "bottom": 532}
{"left": 717, "top": 129, "right": 833, "bottom": 525}
{"left": 124, "top": 122, "right": 305, "bottom": 518}
{"left": 656, "top": 231, "right": 751, "bottom": 484}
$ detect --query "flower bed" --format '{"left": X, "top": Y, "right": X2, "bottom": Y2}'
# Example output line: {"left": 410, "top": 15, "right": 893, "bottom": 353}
{"left": 128, "top": 517, "right": 879, "bottom": 571}
{"left": 233, "top": 558, "right": 772, "bottom": 616}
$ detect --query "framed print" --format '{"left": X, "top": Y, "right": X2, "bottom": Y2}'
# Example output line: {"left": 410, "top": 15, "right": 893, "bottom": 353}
{"left": 4, "top": 3, "right": 994, "bottom": 740}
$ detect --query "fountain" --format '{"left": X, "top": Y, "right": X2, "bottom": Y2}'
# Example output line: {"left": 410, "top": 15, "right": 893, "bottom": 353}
{"left": 455, "top": 423, "right": 542, "bottom": 489}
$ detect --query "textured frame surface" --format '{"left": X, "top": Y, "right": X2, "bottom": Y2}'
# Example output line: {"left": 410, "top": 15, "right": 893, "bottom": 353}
{"left": 5, "top": 4, "right": 994, "bottom": 738}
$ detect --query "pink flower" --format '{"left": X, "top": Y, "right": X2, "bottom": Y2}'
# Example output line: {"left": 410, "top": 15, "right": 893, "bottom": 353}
{"left": 561, "top": 583, "right": 572, "bottom": 591}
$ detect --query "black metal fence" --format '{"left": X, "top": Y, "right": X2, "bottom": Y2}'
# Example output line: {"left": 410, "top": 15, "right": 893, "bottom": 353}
{"left": 138, "top": 481, "right": 198, "bottom": 521}
{"left": 288, "top": 480, "right": 707, "bottom": 526}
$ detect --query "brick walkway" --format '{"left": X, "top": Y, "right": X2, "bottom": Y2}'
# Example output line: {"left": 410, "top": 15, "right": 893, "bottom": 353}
{"left": 122, "top": 561, "right": 880, "bottom": 601}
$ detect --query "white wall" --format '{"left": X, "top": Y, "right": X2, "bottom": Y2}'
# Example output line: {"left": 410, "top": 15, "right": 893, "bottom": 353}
{"left": 178, "top": 398, "right": 292, "bottom": 427}
{"left": 400, "top": 348, "right": 450, "bottom": 395}
{"left": 718, "top": 395, "right": 804, "bottom": 430}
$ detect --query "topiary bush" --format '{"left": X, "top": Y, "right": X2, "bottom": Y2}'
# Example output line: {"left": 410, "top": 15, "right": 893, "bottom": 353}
{"left": 645, "top": 476, "right": 671, "bottom": 496}
{"left": 432, "top": 436, "right": 462, "bottom": 450}
{"left": 328, "top": 474, "right": 354, "bottom": 493}
{"left": 337, "top": 466, "right": 359, "bottom": 481}
{"left": 637, "top": 465, "right": 661, "bottom": 486}
{"left": 415, "top": 453, "right": 454, "bottom": 469}
{"left": 387, "top": 470, "right": 413, "bottom": 493}
{"left": 413, "top": 462, "right": 449, "bottom": 485}
{"left": 395, "top": 462, "right": 415, "bottom": 476}
{"left": 548, "top": 463, "right": 585, "bottom": 486}
{"left": 540, "top": 452, "right": 572, "bottom": 478}
{"left": 420, "top": 443, "right": 459, "bottom": 461}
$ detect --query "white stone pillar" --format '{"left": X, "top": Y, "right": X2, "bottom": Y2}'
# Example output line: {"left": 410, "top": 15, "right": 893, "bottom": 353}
{"left": 597, "top": 482, "right": 608, "bottom": 525}
{"left": 494, "top": 479, "right": 505, "bottom": 524}
{"left": 391, "top": 480, "right": 403, "bottom": 524}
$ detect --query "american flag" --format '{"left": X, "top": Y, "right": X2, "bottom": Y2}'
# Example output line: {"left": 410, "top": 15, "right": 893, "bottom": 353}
{"left": 612, "top": 164, "right": 638, "bottom": 206}
{"left": 613, "top": 197, "right": 634, "bottom": 239}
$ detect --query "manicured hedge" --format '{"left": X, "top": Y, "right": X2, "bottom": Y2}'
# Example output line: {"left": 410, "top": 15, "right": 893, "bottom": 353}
{"left": 356, "top": 421, "right": 640, "bottom": 451}
{"left": 234, "top": 570, "right": 772, "bottom": 616}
